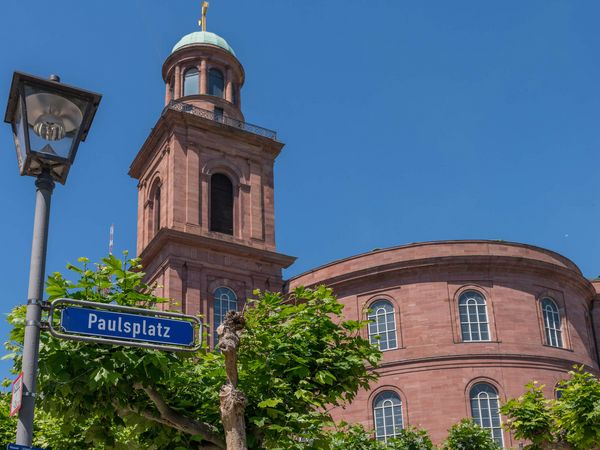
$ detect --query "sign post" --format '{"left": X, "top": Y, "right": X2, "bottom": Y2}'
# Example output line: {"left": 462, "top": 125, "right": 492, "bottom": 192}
{"left": 9, "top": 373, "right": 23, "bottom": 417}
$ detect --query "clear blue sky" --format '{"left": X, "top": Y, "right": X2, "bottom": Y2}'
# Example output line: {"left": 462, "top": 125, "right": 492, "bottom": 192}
{"left": 1, "top": 1, "right": 600, "bottom": 379}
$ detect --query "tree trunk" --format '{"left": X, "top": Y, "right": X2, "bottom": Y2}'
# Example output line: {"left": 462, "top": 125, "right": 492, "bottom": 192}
{"left": 217, "top": 311, "right": 247, "bottom": 450}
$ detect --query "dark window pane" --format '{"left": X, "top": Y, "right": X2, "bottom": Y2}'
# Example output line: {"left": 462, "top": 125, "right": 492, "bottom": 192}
{"left": 153, "top": 186, "right": 161, "bottom": 235}
{"left": 210, "top": 173, "right": 234, "bottom": 235}
{"left": 209, "top": 68, "right": 224, "bottom": 97}
{"left": 214, "top": 107, "right": 224, "bottom": 123}
{"left": 183, "top": 68, "right": 199, "bottom": 96}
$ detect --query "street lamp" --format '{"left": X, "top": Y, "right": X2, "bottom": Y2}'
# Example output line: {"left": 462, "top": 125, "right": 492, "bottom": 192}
{"left": 4, "top": 72, "right": 101, "bottom": 446}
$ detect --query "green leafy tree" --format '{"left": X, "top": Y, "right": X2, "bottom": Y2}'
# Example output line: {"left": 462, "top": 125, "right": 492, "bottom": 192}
{"left": 320, "top": 423, "right": 434, "bottom": 450}
{"left": 0, "top": 390, "right": 141, "bottom": 449}
{"left": 500, "top": 382, "right": 554, "bottom": 449}
{"left": 3, "top": 255, "right": 381, "bottom": 449}
{"left": 442, "top": 419, "right": 500, "bottom": 450}
{"left": 388, "top": 427, "right": 435, "bottom": 450}
{"left": 501, "top": 368, "right": 600, "bottom": 450}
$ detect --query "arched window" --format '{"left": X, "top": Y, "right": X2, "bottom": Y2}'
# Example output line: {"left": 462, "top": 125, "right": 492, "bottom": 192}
{"left": 373, "top": 391, "right": 403, "bottom": 442}
{"left": 542, "top": 298, "right": 563, "bottom": 348}
{"left": 470, "top": 383, "right": 504, "bottom": 447}
{"left": 153, "top": 185, "right": 161, "bottom": 235}
{"left": 209, "top": 68, "right": 224, "bottom": 97}
{"left": 210, "top": 173, "right": 234, "bottom": 235}
{"left": 367, "top": 300, "right": 397, "bottom": 351}
{"left": 183, "top": 67, "right": 199, "bottom": 96}
{"left": 213, "top": 287, "right": 237, "bottom": 343}
{"left": 555, "top": 383, "right": 564, "bottom": 400}
{"left": 458, "top": 291, "right": 490, "bottom": 342}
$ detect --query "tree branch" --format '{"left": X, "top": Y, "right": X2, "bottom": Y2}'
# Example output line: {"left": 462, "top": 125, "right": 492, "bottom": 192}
{"left": 130, "top": 383, "right": 226, "bottom": 449}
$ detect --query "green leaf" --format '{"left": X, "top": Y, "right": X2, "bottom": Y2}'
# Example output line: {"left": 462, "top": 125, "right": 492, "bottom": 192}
{"left": 258, "top": 398, "right": 283, "bottom": 408}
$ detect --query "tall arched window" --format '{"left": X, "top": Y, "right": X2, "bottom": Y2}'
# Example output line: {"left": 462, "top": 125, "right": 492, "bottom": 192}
{"left": 373, "top": 391, "right": 403, "bottom": 442}
{"left": 470, "top": 383, "right": 504, "bottom": 447}
{"left": 210, "top": 173, "right": 234, "bottom": 235}
{"left": 209, "top": 68, "right": 224, "bottom": 97}
{"left": 213, "top": 287, "right": 237, "bottom": 343}
{"left": 153, "top": 185, "right": 161, "bottom": 235}
{"left": 542, "top": 298, "right": 563, "bottom": 348}
{"left": 183, "top": 67, "right": 199, "bottom": 96}
{"left": 459, "top": 291, "right": 490, "bottom": 342}
{"left": 368, "top": 300, "right": 397, "bottom": 351}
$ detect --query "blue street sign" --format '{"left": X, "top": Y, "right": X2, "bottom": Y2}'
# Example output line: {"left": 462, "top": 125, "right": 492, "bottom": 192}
{"left": 60, "top": 307, "right": 195, "bottom": 347}
{"left": 8, "top": 444, "right": 46, "bottom": 450}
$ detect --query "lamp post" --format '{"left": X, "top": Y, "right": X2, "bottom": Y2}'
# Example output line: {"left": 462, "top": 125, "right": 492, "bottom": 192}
{"left": 4, "top": 72, "right": 101, "bottom": 446}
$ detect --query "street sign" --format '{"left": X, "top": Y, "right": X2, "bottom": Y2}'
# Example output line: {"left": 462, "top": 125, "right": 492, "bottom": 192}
{"left": 61, "top": 307, "right": 194, "bottom": 346}
{"left": 48, "top": 298, "right": 202, "bottom": 352}
{"left": 9, "top": 373, "right": 23, "bottom": 417}
{"left": 7, "top": 444, "right": 46, "bottom": 450}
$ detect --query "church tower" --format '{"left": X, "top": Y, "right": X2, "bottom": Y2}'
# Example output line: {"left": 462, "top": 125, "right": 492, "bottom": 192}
{"left": 129, "top": 12, "right": 295, "bottom": 345}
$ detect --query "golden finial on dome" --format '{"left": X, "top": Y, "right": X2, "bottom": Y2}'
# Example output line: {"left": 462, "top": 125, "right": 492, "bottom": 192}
{"left": 198, "top": 1, "right": 209, "bottom": 32}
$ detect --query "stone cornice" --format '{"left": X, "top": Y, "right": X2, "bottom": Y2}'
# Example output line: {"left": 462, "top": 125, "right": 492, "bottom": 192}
{"left": 288, "top": 241, "right": 595, "bottom": 300}
{"left": 374, "top": 352, "right": 599, "bottom": 376}
{"left": 139, "top": 228, "right": 296, "bottom": 269}
{"left": 129, "top": 109, "right": 284, "bottom": 179}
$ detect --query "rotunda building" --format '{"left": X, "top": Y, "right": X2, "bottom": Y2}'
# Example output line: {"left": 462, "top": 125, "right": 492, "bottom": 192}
{"left": 288, "top": 240, "right": 600, "bottom": 447}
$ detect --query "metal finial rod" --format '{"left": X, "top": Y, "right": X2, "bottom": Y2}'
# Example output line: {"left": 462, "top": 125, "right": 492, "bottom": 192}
{"left": 199, "top": 1, "right": 209, "bottom": 31}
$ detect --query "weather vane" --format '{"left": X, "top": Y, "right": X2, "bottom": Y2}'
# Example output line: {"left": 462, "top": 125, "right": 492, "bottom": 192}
{"left": 199, "top": 1, "right": 209, "bottom": 31}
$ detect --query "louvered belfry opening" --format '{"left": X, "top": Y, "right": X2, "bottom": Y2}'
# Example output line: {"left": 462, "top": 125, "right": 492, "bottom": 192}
{"left": 210, "top": 173, "right": 234, "bottom": 235}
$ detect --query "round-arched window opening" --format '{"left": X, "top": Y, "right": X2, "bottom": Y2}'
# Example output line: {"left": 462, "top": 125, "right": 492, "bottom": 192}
{"left": 209, "top": 68, "right": 224, "bottom": 98}
{"left": 469, "top": 382, "right": 504, "bottom": 447}
{"left": 541, "top": 297, "right": 563, "bottom": 348}
{"left": 213, "top": 287, "right": 237, "bottom": 344}
{"left": 373, "top": 391, "right": 403, "bottom": 442}
{"left": 458, "top": 290, "right": 490, "bottom": 342}
{"left": 183, "top": 67, "right": 199, "bottom": 96}
{"left": 210, "top": 173, "right": 233, "bottom": 235}
{"left": 367, "top": 300, "right": 398, "bottom": 351}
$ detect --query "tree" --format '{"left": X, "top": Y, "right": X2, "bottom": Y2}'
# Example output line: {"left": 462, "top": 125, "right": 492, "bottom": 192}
{"left": 501, "top": 368, "right": 600, "bottom": 450}
{"left": 442, "top": 419, "right": 500, "bottom": 450}
{"left": 3, "top": 254, "right": 382, "bottom": 449}
{"left": 321, "top": 423, "right": 434, "bottom": 450}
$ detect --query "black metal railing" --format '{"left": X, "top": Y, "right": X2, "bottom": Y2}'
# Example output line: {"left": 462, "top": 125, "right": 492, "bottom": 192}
{"left": 164, "top": 101, "right": 277, "bottom": 141}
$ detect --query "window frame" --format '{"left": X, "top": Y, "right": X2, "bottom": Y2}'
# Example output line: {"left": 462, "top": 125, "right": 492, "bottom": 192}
{"left": 371, "top": 390, "right": 404, "bottom": 442}
{"left": 367, "top": 299, "right": 399, "bottom": 351}
{"left": 208, "top": 67, "right": 225, "bottom": 98}
{"left": 213, "top": 286, "right": 238, "bottom": 344}
{"left": 541, "top": 297, "right": 563, "bottom": 348}
{"left": 183, "top": 66, "right": 200, "bottom": 97}
{"left": 468, "top": 381, "right": 505, "bottom": 448}
{"left": 458, "top": 290, "right": 491, "bottom": 342}
{"left": 146, "top": 177, "right": 162, "bottom": 243}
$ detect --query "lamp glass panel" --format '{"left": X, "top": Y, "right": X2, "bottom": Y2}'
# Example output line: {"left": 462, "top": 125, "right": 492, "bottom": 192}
{"left": 13, "top": 97, "right": 28, "bottom": 171}
{"left": 23, "top": 83, "right": 87, "bottom": 162}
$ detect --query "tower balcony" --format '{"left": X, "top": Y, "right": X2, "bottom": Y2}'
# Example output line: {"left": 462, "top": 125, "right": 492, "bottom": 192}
{"left": 164, "top": 100, "right": 277, "bottom": 141}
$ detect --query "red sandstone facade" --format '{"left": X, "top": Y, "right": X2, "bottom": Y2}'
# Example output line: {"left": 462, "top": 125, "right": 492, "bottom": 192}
{"left": 130, "top": 28, "right": 600, "bottom": 447}
{"left": 288, "top": 241, "right": 600, "bottom": 447}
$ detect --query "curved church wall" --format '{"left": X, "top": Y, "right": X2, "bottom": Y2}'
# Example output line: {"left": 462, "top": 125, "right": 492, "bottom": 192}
{"left": 288, "top": 240, "right": 600, "bottom": 446}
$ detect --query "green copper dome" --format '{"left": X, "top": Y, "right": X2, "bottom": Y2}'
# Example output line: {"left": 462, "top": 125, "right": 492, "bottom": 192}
{"left": 172, "top": 31, "right": 236, "bottom": 56}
